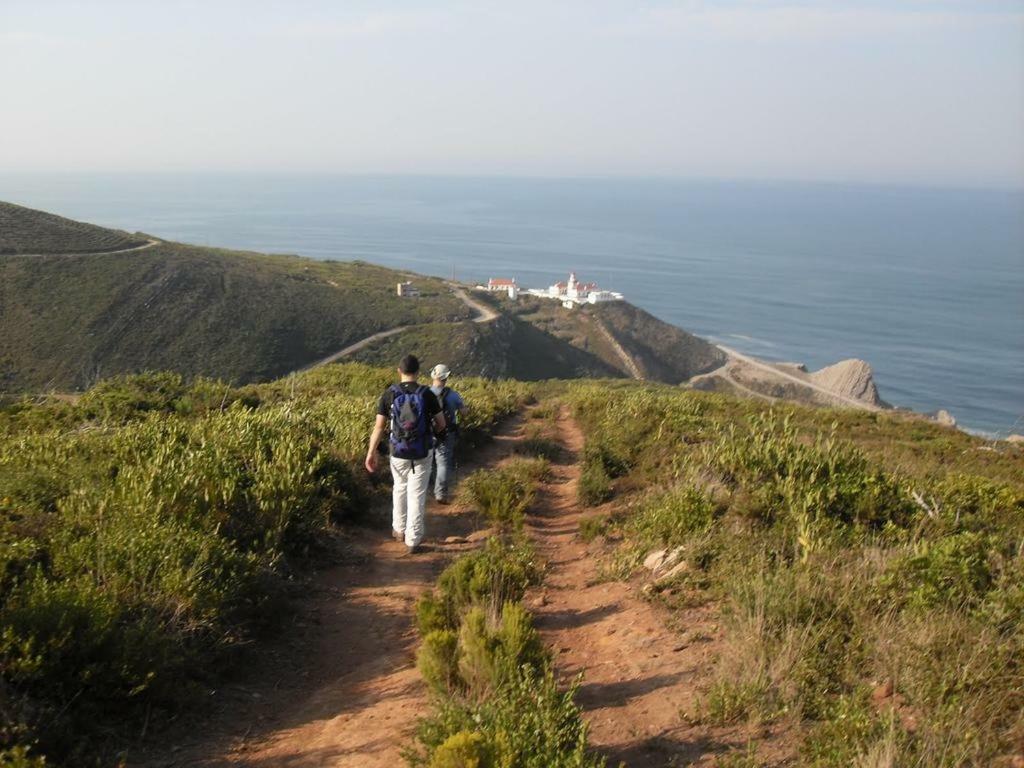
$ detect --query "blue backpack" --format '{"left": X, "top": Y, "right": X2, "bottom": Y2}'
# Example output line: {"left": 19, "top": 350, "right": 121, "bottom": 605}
{"left": 388, "top": 384, "right": 431, "bottom": 461}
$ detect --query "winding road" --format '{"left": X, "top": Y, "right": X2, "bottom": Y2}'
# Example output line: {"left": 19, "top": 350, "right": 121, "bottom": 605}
{"left": 716, "top": 344, "right": 879, "bottom": 412}
{"left": 303, "top": 284, "right": 498, "bottom": 372}
{"left": 13, "top": 238, "right": 161, "bottom": 258}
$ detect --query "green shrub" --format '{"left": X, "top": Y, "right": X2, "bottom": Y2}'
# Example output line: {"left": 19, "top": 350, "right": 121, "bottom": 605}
{"left": 462, "top": 461, "right": 547, "bottom": 530}
{"left": 414, "top": 666, "right": 602, "bottom": 768}
{"left": 887, "top": 532, "right": 994, "bottom": 610}
{"left": 429, "top": 730, "right": 491, "bottom": 768}
{"left": 418, "top": 630, "right": 460, "bottom": 695}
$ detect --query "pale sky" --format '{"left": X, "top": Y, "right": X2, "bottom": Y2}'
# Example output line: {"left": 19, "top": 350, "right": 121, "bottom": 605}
{"left": 2, "top": 0, "right": 1023, "bottom": 187}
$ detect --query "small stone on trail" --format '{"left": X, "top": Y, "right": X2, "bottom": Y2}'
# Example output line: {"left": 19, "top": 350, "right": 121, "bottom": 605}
{"left": 655, "top": 561, "right": 690, "bottom": 584}
{"left": 443, "top": 535, "right": 467, "bottom": 544}
{"left": 643, "top": 549, "right": 667, "bottom": 571}
{"left": 532, "top": 593, "right": 549, "bottom": 608}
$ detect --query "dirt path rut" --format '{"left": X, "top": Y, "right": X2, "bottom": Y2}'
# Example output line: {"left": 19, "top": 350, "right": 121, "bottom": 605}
{"left": 526, "top": 408, "right": 747, "bottom": 766}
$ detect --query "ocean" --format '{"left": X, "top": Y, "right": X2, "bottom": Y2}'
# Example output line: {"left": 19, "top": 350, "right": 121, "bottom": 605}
{"left": 1, "top": 173, "right": 1021, "bottom": 436}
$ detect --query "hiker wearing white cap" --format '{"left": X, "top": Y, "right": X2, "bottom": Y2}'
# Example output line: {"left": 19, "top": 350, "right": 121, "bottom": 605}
{"left": 429, "top": 363, "right": 466, "bottom": 504}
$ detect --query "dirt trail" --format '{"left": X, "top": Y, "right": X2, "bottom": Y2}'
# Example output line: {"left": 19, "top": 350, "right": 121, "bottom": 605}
{"left": 136, "top": 404, "right": 757, "bottom": 767}
{"left": 135, "top": 419, "right": 523, "bottom": 768}
{"left": 302, "top": 285, "right": 497, "bottom": 372}
{"left": 16, "top": 238, "right": 161, "bottom": 258}
{"left": 526, "top": 409, "right": 748, "bottom": 766}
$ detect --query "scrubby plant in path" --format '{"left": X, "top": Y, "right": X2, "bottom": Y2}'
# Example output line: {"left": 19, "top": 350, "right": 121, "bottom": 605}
{"left": 409, "top": 438, "right": 604, "bottom": 768}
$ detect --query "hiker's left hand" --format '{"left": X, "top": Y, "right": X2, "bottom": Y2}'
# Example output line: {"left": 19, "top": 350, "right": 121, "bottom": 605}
{"left": 364, "top": 453, "right": 378, "bottom": 473}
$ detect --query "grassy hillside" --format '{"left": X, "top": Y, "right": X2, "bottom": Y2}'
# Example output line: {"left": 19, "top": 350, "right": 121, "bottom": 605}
{"left": 0, "top": 201, "right": 147, "bottom": 256}
{"left": 1, "top": 201, "right": 729, "bottom": 395}
{"left": 0, "top": 364, "right": 531, "bottom": 765}
{"left": 351, "top": 294, "right": 724, "bottom": 384}
{"left": 569, "top": 382, "right": 1024, "bottom": 766}
{"left": 0, "top": 242, "right": 470, "bottom": 392}
{"left": 496, "top": 294, "right": 725, "bottom": 382}
{"left": 350, "top": 314, "right": 625, "bottom": 381}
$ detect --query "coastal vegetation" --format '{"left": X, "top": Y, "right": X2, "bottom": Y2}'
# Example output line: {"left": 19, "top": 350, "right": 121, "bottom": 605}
{"left": 0, "top": 202, "right": 147, "bottom": 256}
{"left": 0, "top": 240, "right": 469, "bottom": 392}
{"left": 569, "top": 382, "right": 1024, "bottom": 766}
{"left": 0, "top": 363, "right": 530, "bottom": 765}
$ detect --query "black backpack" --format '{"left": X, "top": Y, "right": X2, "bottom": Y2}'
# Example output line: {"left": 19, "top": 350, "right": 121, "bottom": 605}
{"left": 439, "top": 387, "right": 459, "bottom": 434}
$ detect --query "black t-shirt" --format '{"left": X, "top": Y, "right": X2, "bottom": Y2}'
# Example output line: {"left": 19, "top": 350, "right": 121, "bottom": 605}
{"left": 376, "top": 381, "right": 442, "bottom": 421}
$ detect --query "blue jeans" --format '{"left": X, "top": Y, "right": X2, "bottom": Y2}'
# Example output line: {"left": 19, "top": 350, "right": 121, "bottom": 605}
{"left": 433, "top": 432, "right": 458, "bottom": 501}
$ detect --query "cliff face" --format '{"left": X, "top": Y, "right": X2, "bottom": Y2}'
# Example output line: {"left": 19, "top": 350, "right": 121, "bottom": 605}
{"left": 809, "top": 359, "right": 884, "bottom": 408}
{"left": 589, "top": 302, "right": 727, "bottom": 383}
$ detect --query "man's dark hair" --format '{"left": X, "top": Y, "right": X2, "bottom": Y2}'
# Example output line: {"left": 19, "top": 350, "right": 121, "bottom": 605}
{"left": 398, "top": 354, "right": 420, "bottom": 375}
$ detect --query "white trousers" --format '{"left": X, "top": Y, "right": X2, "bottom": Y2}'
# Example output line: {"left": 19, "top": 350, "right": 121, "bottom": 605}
{"left": 390, "top": 452, "right": 433, "bottom": 547}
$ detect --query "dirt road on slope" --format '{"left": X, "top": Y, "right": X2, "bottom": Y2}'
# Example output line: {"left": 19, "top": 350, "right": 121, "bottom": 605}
{"left": 302, "top": 285, "right": 498, "bottom": 373}
{"left": 716, "top": 345, "right": 879, "bottom": 412}
{"left": 15, "top": 238, "right": 161, "bottom": 258}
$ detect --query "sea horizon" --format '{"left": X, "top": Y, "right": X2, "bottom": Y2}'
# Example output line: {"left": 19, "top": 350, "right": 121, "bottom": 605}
{"left": 1, "top": 172, "right": 1021, "bottom": 436}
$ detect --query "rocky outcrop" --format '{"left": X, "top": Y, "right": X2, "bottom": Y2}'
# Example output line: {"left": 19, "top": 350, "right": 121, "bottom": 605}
{"left": 809, "top": 359, "right": 883, "bottom": 408}
{"left": 931, "top": 409, "right": 957, "bottom": 428}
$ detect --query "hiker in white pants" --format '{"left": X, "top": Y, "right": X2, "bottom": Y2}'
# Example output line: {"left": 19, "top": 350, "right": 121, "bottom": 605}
{"left": 365, "top": 354, "right": 445, "bottom": 554}
{"left": 390, "top": 453, "right": 433, "bottom": 548}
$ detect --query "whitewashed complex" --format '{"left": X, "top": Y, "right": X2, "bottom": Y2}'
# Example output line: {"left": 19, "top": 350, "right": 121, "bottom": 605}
{"left": 477, "top": 272, "right": 622, "bottom": 307}
{"left": 526, "top": 272, "right": 623, "bottom": 308}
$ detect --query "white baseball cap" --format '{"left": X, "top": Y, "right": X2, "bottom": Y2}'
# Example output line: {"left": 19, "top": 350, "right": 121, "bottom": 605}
{"left": 430, "top": 364, "right": 451, "bottom": 380}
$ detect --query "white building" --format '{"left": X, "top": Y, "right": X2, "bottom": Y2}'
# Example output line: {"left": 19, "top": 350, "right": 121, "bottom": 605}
{"left": 396, "top": 281, "right": 420, "bottom": 298}
{"left": 486, "top": 277, "right": 517, "bottom": 292}
{"left": 526, "top": 271, "right": 623, "bottom": 307}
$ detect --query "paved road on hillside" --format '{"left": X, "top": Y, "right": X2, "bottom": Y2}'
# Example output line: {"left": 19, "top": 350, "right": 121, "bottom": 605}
{"left": 716, "top": 344, "right": 879, "bottom": 411}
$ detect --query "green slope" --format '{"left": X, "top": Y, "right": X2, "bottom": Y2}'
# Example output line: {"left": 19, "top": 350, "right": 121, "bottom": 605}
{"left": 0, "top": 241, "right": 469, "bottom": 391}
{"left": 0, "top": 201, "right": 147, "bottom": 255}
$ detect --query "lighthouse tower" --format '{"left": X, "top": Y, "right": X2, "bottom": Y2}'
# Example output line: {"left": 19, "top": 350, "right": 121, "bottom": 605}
{"left": 567, "top": 271, "right": 579, "bottom": 299}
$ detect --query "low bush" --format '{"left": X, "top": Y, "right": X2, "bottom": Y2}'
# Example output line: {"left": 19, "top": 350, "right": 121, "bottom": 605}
{"left": 410, "top": 448, "right": 601, "bottom": 768}
{"left": 461, "top": 459, "right": 548, "bottom": 530}
{"left": 0, "top": 363, "right": 531, "bottom": 764}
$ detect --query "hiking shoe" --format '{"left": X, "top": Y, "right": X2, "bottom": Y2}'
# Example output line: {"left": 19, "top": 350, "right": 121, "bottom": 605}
{"left": 392, "top": 529, "right": 404, "bottom": 542}
{"left": 407, "top": 544, "right": 421, "bottom": 555}
{"left": 435, "top": 496, "right": 450, "bottom": 505}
